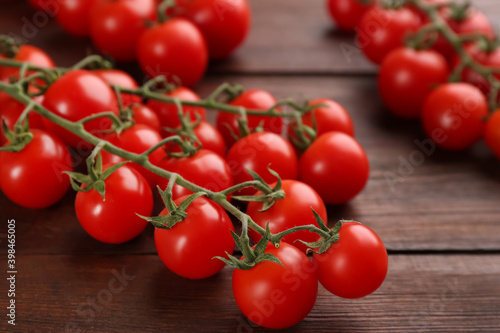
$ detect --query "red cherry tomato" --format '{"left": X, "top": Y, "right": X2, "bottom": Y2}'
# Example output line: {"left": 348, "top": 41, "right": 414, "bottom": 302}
{"left": 299, "top": 132, "right": 369, "bottom": 204}
{"left": 92, "top": 69, "right": 142, "bottom": 106}
{"left": 0, "top": 129, "right": 72, "bottom": 208}
{"left": 75, "top": 164, "right": 153, "bottom": 244}
{"left": 178, "top": 0, "right": 251, "bottom": 59}
{"left": 421, "top": 83, "right": 488, "bottom": 151}
{"left": 129, "top": 104, "right": 161, "bottom": 133}
{"left": 358, "top": 6, "right": 421, "bottom": 64}
{"left": 137, "top": 18, "right": 208, "bottom": 87}
{"left": 55, "top": 0, "right": 101, "bottom": 37}
{"left": 157, "top": 149, "right": 233, "bottom": 200}
{"left": 155, "top": 196, "right": 235, "bottom": 279}
{"left": 313, "top": 222, "right": 388, "bottom": 299}
{"left": 247, "top": 180, "right": 327, "bottom": 253}
{"left": 166, "top": 121, "right": 226, "bottom": 157}
{"left": 378, "top": 47, "right": 449, "bottom": 119}
{"left": 42, "top": 70, "right": 119, "bottom": 148}
{"left": 216, "top": 89, "right": 282, "bottom": 147}
{"left": 485, "top": 111, "right": 500, "bottom": 160}
{"left": 288, "top": 98, "right": 354, "bottom": 147}
{"left": 226, "top": 132, "right": 298, "bottom": 196}
{"left": 101, "top": 124, "right": 165, "bottom": 187}
{"left": 0, "top": 45, "right": 54, "bottom": 84}
{"left": 232, "top": 242, "right": 318, "bottom": 329}
{"left": 90, "top": 0, "right": 156, "bottom": 62}
{"left": 147, "top": 87, "right": 206, "bottom": 137}
{"left": 327, "top": 0, "right": 375, "bottom": 31}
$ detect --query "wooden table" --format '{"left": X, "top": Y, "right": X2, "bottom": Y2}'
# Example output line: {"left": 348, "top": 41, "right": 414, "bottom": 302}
{"left": 1, "top": 1, "right": 500, "bottom": 332}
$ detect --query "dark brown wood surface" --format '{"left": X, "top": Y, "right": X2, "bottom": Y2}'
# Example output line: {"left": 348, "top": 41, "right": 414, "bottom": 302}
{"left": 1, "top": 0, "right": 500, "bottom": 332}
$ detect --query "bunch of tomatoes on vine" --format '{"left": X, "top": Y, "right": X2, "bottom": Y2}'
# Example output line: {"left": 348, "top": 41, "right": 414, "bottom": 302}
{"left": 330, "top": 0, "right": 500, "bottom": 157}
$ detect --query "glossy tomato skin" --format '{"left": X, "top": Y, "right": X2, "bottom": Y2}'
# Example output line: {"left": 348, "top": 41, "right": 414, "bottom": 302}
{"left": 357, "top": 6, "right": 421, "bottom": 64}
{"left": 129, "top": 104, "right": 161, "bottom": 132}
{"left": 166, "top": 121, "right": 226, "bottom": 157}
{"left": 232, "top": 243, "right": 318, "bottom": 329}
{"left": 155, "top": 196, "right": 235, "bottom": 279}
{"left": 421, "top": 83, "right": 488, "bottom": 151}
{"left": 137, "top": 18, "right": 208, "bottom": 87}
{"left": 90, "top": 0, "right": 156, "bottom": 62}
{"left": 55, "top": 0, "right": 100, "bottom": 37}
{"left": 313, "top": 222, "right": 388, "bottom": 299}
{"left": 299, "top": 132, "right": 369, "bottom": 204}
{"left": 216, "top": 89, "right": 282, "bottom": 147}
{"left": 157, "top": 149, "right": 233, "bottom": 200}
{"left": 101, "top": 124, "right": 165, "bottom": 187}
{"left": 147, "top": 87, "right": 206, "bottom": 137}
{"left": 0, "top": 45, "right": 55, "bottom": 83}
{"left": 327, "top": 0, "right": 375, "bottom": 31}
{"left": 0, "top": 130, "right": 72, "bottom": 208}
{"left": 226, "top": 132, "right": 298, "bottom": 196}
{"left": 247, "top": 180, "right": 327, "bottom": 253}
{"left": 379, "top": 47, "right": 449, "bottom": 119}
{"left": 75, "top": 165, "right": 153, "bottom": 244}
{"left": 179, "top": 0, "right": 251, "bottom": 59}
{"left": 42, "top": 70, "right": 119, "bottom": 148}
{"left": 485, "top": 111, "right": 500, "bottom": 160}
{"left": 92, "top": 69, "right": 142, "bottom": 106}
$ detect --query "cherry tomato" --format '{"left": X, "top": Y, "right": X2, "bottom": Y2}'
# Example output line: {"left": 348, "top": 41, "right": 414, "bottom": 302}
{"left": 0, "top": 45, "right": 54, "bottom": 84}
{"left": 55, "top": 0, "right": 101, "bottom": 37}
{"left": 137, "top": 18, "right": 208, "bottom": 87}
{"left": 157, "top": 149, "right": 233, "bottom": 200}
{"left": 178, "top": 0, "right": 251, "bottom": 59}
{"left": 147, "top": 86, "right": 206, "bottom": 137}
{"left": 0, "top": 129, "right": 72, "bottom": 208}
{"left": 288, "top": 98, "right": 354, "bottom": 147}
{"left": 166, "top": 121, "right": 226, "bottom": 157}
{"left": 247, "top": 180, "right": 327, "bottom": 253}
{"left": 42, "top": 69, "right": 119, "bottom": 148}
{"left": 485, "top": 111, "right": 500, "bottom": 160}
{"left": 90, "top": 0, "right": 156, "bottom": 62}
{"left": 313, "top": 222, "right": 388, "bottom": 299}
{"left": 299, "top": 132, "right": 369, "bottom": 204}
{"left": 232, "top": 242, "right": 318, "bottom": 329}
{"left": 358, "top": 6, "right": 421, "bottom": 64}
{"left": 75, "top": 164, "right": 153, "bottom": 244}
{"left": 327, "top": 0, "right": 375, "bottom": 31}
{"left": 129, "top": 104, "right": 161, "bottom": 133}
{"left": 216, "top": 89, "right": 282, "bottom": 147}
{"left": 101, "top": 124, "right": 165, "bottom": 187}
{"left": 92, "top": 69, "right": 142, "bottom": 106}
{"left": 155, "top": 196, "right": 235, "bottom": 279}
{"left": 421, "top": 83, "right": 488, "bottom": 151}
{"left": 378, "top": 47, "right": 449, "bottom": 119}
{"left": 226, "top": 132, "right": 298, "bottom": 196}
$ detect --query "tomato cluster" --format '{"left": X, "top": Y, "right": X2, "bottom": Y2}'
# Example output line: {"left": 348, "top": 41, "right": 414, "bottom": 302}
{"left": 328, "top": 0, "right": 500, "bottom": 156}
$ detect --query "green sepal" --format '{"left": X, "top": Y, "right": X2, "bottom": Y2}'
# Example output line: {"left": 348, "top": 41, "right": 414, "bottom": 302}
{"left": 247, "top": 169, "right": 272, "bottom": 193}
{"left": 230, "top": 230, "right": 245, "bottom": 254}
{"left": 312, "top": 208, "right": 331, "bottom": 233}
{"left": 253, "top": 233, "right": 270, "bottom": 256}
{"left": 214, "top": 252, "right": 254, "bottom": 270}
{"left": 254, "top": 253, "right": 283, "bottom": 267}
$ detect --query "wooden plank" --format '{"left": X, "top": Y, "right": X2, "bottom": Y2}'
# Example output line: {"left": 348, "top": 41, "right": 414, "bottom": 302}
{"left": 5, "top": 254, "right": 500, "bottom": 332}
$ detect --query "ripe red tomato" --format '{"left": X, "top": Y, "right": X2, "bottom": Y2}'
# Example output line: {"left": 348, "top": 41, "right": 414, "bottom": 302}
{"left": 288, "top": 98, "right": 354, "bottom": 147}
{"left": 137, "top": 18, "right": 208, "bottom": 87}
{"left": 75, "top": 164, "right": 153, "bottom": 244}
{"left": 313, "top": 222, "right": 388, "bottom": 299}
{"left": 42, "top": 70, "right": 119, "bottom": 148}
{"left": 216, "top": 89, "right": 282, "bottom": 147}
{"left": 247, "top": 180, "right": 327, "bottom": 253}
{"left": 147, "top": 86, "right": 206, "bottom": 137}
{"left": 92, "top": 69, "right": 142, "bottom": 106}
{"left": 226, "top": 132, "right": 298, "bottom": 196}
{"left": 421, "top": 83, "right": 488, "bottom": 151}
{"left": 101, "top": 124, "right": 165, "bottom": 187}
{"left": 485, "top": 111, "right": 500, "bottom": 159}
{"left": 129, "top": 104, "right": 161, "bottom": 132}
{"left": 0, "top": 45, "right": 54, "bottom": 83}
{"left": 155, "top": 196, "right": 235, "bottom": 279}
{"left": 166, "top": 121, "right": 226, "bottom": 157}
{"left": 358, "top": 6, "right": 421, "bottom": 64}
{"left": 299, "top": 132, "right": 369, "bottom": 204}
{"left": 55, "top": 0, "right": 101, "bottom": 37}
{"left": 157, "top": 149, "right": 233, "bottom": 200}
{"left": 90, "top": 0, "right": 156, "bottom": 62}
{"left": 232, "top": 242, "right": 318, "bottom": 329}
{"left": 0, "top": 129, "right": 72, "bottom": 208}
{"left": 178, "top": 0, "right": 251, "bottom": 59}
{"left": 378, "top": 47, "right": 449, "bottom": 119}
{"left": 327, "top": 0, "right": 375, "bottom": 31}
